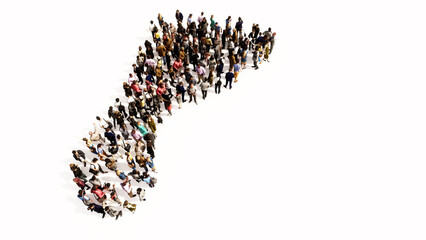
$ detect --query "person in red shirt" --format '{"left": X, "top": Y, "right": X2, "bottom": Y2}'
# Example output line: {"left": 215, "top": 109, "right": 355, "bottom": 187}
{"left": 173, "top": 58, "right": 183, "bottom": 73}
{"left": 91, "top": 185, "right": 106, "bottom": 203}
{"left": 131, "top": 81, "right": 142, "bottom": 97}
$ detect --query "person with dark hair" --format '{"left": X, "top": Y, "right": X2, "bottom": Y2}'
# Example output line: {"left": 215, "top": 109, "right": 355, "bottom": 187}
{"left": 135, "top": 154, "right": 149, "bottom": 172}
{"left": 224, "top": 70, "right": 234, "bottom": 89}
{"left": 104, "top": 128, "right": 117, "bottom": 145}
{"left": 119, "top": 123, "right": 130, "bottom": 141}
{"left": 77, "top": 189, "right": 92, "bottom": 206}
{"left": 125, "top": 152, "right": 137, "bottom": 170}
{"left": 142, "top": 172, "right": 156, "bottom": 188}
{"left": 109, "top": 184, "right": 122, "bottom": 206}
{"left": 176, "top": 81, "right": 186, "bottom": 103}
{"left": 215, "top": 76, "right": 222, "bottom": 94}
{"left": 123, "top": 82, "right": 133, "bottom": 97}
{"left": 235, "top": 17, "right": 244, "bottom": 39}
{"left": 70, "top": 163, "right": 88, "bottom": 182}
{"left": 72, "top": 150, "right": 87, "bottom": 167}
{"left": 131, "top": 129, "right": 143, "bottom": 142}
{"left": 89, "top": 175, "right": 102, "bottom": 188}
{"left": 123, "top": 200, "right": 137, "bottom": 213}
{"left": 87, "top": 203, "right": 106, "bottom": 218}
{"left": 149, "top": 20, "right": 156, "bottom": 40}
{"left": 96, "top": 143, "right": 110, "bottom": 161}
{"left": 233, "top": 59, "right": 241, "bottom": 82}
{"left": 128, "top": 169, "right": 143, "bottom": 183}
{"left": 104, "top": 204, "right": 123, "bottom": 220}
{"left": 90, "top": 185, "right": 106, "bottom": 203}
{"left": 252, "top": 46, "right": 259, "bottom": 70}
{"left": 89, "top": 123, "right": 105, "bottom": 144}
{"left": 136, "top": 188, "right": 146, "bottom": 201}
{"left": 115, "top": 98, "right": 128, "bottom": 118}
{"left": 104, "top": 158, "right": 117, "bottom": 171}
{"left": 89, "top": 158, "right": 107, "bottom": 175}
{"left": 175, "top": 10, "right": 183, "bottom": 23}
{"left": 200, "top": 80, "right": 209, "bottom": 100}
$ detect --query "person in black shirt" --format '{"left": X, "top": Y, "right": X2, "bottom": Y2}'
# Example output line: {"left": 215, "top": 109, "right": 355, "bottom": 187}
{"left": 72, "top": 150, "right": 87, "bottom": 167}
{"left": 87, "top": 203, "right": 106, "bottom": 218}
{"left": 176, "top": 81, "right": 186, "bottom": 102}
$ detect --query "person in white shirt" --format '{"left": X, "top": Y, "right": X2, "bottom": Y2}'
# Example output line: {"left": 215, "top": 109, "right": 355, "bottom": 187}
{"left": 94, "top": 116, "right": 108, "bottom": 131}
{"left": 198, "top": 12, "right": 205, "bottom": 23}
{"left": 149, "top": 20, "right": 156, "bottom": 40}
{"left": 128, "top": 73, "right": 137, "bottom": 85}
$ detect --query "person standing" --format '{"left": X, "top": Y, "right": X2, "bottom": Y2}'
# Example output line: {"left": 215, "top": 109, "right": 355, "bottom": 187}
{"left": 200, "top": 80, "right": 210, "bottom": 100}
{"left": 195, "top": 63, "right": 206, "bottom": 84}
{"left": 188, "top": 83, "right": 198, "bottom": 104}
{"left": 176, "top": 81, "right": 186, "bottom": 102}
{"left": 235, "top": 17, "right": 244, "bottom": 39}
{"left": 252, "top": 46, "right": 259, "bottom": 70}
{"left": 149, "top": 20, "right": 156, "bottom": 41}
{"left": 210, "top": 15, "right": 216, "bottom": 32}
{"left": 233, "top": 59, "right": 241, "bottom": 82}
{"left": 215, "top": 77, "right": 222, "bottom": 94}
{"left": 270, "top": 32, "right": 276, "bottom": 54}
{"left": 224, "top": 70, "right": 234, "bottom": 89}
{"left": 175, "top": 10, "right": 183, "bottom": 23}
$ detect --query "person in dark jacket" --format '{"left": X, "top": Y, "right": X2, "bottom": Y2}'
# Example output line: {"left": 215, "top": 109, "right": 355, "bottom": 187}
{"left": 215, "top": 77, "right": 222, "bottom": 94}
{"left": 123, "top": 82, "right": 133, "bottom": 97}
{"left": 175, "top": 10, "right": 183, "bottom": 23}
{"left": 70, "top": 163, "right": 88, "bottom": 181}
{"left": 87, "top": 203, "right": 106, "bottom": 218}
{"left": 104, "top": 128, "right": 117, "bottom": 145}
{"left": 176, "top": 81, "right": 186, "bottom": 102}
{"left": 224, "top": 70, "right": 234, "bottom": 89}
{"left": 72, "top": 150, "right": 87, "bottom": 167}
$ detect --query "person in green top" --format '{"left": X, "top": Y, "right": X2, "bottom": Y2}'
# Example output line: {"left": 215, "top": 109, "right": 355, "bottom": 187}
{"left": 137, "top": 121, "right": 148, "bottom": 136}
{"left": 210, "top": 15, "right": 216, "bottom": 31}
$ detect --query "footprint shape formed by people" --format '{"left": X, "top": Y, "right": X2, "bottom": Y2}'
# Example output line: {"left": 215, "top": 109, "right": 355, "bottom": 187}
{"left": 70, "top": 13, "right": 275, "bottom": 219}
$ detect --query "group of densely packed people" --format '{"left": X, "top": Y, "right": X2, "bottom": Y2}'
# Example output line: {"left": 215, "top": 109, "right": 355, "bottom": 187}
{"left": 70, "top": 10, "right": 276, "bottom": 219}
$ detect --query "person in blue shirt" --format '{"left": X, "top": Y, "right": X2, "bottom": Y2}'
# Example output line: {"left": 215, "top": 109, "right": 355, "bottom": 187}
{"left": 146, "top": 72, "right": 155, "bottom": 84}
{"left": 224, "top": 70, "right": 234, "bottom": 89}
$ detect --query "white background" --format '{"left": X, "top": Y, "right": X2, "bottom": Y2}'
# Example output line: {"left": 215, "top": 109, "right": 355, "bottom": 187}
{"left": 1, "top": 0, "right": 426, "bottom": 239}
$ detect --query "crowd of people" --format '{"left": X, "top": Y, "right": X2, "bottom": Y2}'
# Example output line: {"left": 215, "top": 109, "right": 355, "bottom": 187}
{"left": 70, "top": 11, "right": 276, "bottom": 219}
